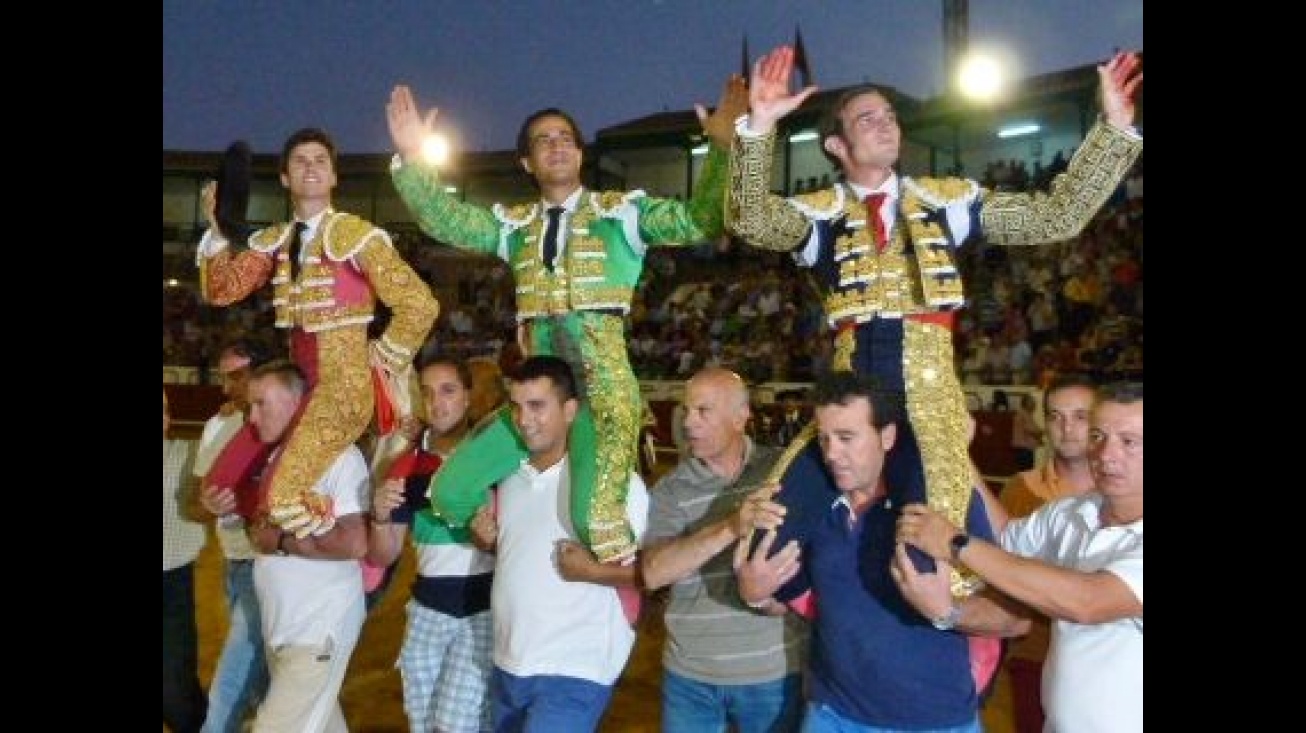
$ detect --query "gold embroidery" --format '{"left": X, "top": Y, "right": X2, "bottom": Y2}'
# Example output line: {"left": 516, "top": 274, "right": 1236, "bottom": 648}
{"left": 902, "top": 320, "right": 981, "bottom": 598}
{"left": 265, "top": 327, "right": 374, "bottom": 531}
{"left": 510, "top": 205, "right": 633, "bottom": 318}
{"left": 832, "top": 328, "right": 855, "bottom": 372}
{"left": 981, "top": 121, "right": 1143, "bottom": 246}
{"left": 726, "top": 130, "right": 811, "bottom": 251}
{"left": 578, "top": 315, "right": 641, "bottom": 563}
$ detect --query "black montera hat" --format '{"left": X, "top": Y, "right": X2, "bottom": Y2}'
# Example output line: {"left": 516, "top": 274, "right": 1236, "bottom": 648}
{"left": 215, "top": 140, "right": 253, "bottom": 247}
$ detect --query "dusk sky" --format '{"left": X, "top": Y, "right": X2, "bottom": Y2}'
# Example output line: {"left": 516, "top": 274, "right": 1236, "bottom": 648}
{"left": 163, "top": 1, "right": 1142, "bottom": 156}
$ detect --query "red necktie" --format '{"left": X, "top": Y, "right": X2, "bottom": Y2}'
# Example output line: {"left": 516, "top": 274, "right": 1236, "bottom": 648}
{"left": 864, "top": 192, "right": 888, "bottom": 253}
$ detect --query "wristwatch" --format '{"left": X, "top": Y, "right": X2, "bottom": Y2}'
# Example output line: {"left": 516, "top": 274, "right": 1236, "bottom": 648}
{"left": 931, "top": 604, "right": 963, "bottom": 631}
{"left": 949, "top": 532, "right": 971, "bottom": 562}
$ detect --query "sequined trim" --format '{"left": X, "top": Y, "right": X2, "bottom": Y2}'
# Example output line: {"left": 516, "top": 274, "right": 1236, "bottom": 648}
{"left": 902, "top": 320, "right": 981, "bottom": 597}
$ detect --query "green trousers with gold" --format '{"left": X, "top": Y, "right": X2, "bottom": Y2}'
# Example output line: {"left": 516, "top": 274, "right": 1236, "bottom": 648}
{"left": 426, "top": 311, "right": 640, "bottom": 563}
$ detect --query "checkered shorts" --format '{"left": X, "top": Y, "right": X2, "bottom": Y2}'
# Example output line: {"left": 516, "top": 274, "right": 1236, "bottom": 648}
{"left": 397, "top": 600, "right": 493, "bottom": 733}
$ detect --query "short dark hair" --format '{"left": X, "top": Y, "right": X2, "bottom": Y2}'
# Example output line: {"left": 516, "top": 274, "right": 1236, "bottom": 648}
{"left": 417, "top": 353, "right": 473, "bottom": 391}
{"left": 250, "top": 358, "right": 308, "bottom": 397}
{"left": 1097, "top": 381, "right": 1143, "bottom": 406}
{"left": 1043, "top": 373, "right": 1097, "bottom": 416}
{"left": 280, "top": 127, "right": 337, "bottom": 174}
{"left": 508, "top": 355, "right": 578, "bottom": 403}
{"left": 515, "top": 108, "right": 585, "bottom": 159}
{"left": 810, "top": 370, "right": 902, "bottom": 429}
{"left": 817, "top": 85, "right": 891, "bottom": 169}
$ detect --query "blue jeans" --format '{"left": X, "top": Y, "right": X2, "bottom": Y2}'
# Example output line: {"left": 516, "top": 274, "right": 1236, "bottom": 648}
{"left": 662, "top": 669, "right": 802, "bottom": 733}
{"left": 801, "top": 702, "right": 982, "bottom": 733}
{"left": 201, "top": 560, "right": 269, "bottom": 733}
{"left": 491, "top": 667, "right": 614, "bottom": 733}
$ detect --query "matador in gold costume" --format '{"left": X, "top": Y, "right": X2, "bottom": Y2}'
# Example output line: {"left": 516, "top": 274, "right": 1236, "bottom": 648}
{"left": 198, "top": 128, "right": 438, "bottom": 537}
{"left": 728, "top": 47, "right": 1143, "bottom": 598}
{"left": 385, "top": 77, "right": 746, "bottom": 563}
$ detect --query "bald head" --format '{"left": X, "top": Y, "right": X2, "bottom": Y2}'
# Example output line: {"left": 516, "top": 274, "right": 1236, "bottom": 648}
{"left": 682, "top": 368, "right": 751, "bottom": 469}
{"left": 687, "top": 367, "right": 749, "bottom": 410}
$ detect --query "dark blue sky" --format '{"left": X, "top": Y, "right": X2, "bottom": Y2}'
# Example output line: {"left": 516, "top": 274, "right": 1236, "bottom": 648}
{"left": 163, "top": 1, "right": 1142, "bottom": 155}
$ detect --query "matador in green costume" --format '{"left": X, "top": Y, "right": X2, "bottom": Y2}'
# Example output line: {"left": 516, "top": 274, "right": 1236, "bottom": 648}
{"left": 385, "top": 77, "right": 746, "bottom": 562}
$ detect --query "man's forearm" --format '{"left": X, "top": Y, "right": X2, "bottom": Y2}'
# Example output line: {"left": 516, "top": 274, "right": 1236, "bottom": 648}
{"left": 642, "top": 519, "right": 738, "bottom": 589}
{"left": 578, "top": 559, "right": 642, "bottom": 589}
{"left": 283, "top": 515, "right": 368, "bottom": 560}
{"left": 958, "top": 588, "right": 1032, "bottom": 638}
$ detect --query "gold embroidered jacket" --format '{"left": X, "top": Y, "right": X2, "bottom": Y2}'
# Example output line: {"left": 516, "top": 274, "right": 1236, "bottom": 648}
{"left": 727, "top": 119, "right": 1142, "bottom": 326}
{"left": 199, "top": 211, "right": 438, "bottom": 371}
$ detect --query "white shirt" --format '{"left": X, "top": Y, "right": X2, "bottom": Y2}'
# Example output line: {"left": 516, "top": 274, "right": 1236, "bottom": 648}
{"left": 163, "top": 438, "right": 207, "bottom": 572}
{"left": 794, "top": 176, "right": 899, "bottom": 268}
{"left": 491, "top": 457, "right": 649, "bottom": 685}
{"left": 1001, "top": 494, "right": 1143, "bottom": 733}
{"left": 254, "top": 445, "right": 370, "bottom": 648}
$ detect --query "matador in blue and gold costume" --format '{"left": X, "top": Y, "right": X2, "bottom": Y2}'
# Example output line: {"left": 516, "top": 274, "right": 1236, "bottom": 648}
{"left": 386, "top": 78, "right": 746, "bottom": 562}
{"left": 728, "top": 48, "right": 1143, "bottom": 596}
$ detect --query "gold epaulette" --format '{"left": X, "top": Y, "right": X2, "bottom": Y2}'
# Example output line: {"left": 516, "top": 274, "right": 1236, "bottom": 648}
{"left": 589, "top": 189, "right": 643, "bottom": 218}
{"left": 592, "top": 190, "right": 630, "bottom": 211}
{"left": 791, "top": 187, "right": 841, "bottom": 217}
{"left": 249, "top": 224, "right": 288, "bottom": 253}
{"left": 324, "top": 213, "right": 385, "bottom": 261}
{"left": 498, "top": 202, "right": 537, "bottom": 224}
{"left": 908, "top": 177, "right": 978, "bottom": 207}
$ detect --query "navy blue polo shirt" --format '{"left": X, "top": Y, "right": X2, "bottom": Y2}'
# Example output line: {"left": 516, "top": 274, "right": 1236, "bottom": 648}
{"left": 769, "top": 446, "right": 992, "bottom": 728}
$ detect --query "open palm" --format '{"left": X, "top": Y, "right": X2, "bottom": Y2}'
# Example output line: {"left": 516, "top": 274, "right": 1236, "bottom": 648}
{"left": 386, "top": 85, "right": 439, "bottom": 161}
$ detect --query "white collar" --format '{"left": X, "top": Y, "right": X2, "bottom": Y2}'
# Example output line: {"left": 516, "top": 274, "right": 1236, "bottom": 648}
{"left": 540, "top": 189, "right": 583, "bottom": 215}
{"left": 846, "top": 173, "right": 898, "bottom": 202}
{"left": 293, "top": 207, "right": 333, "bottom": 237}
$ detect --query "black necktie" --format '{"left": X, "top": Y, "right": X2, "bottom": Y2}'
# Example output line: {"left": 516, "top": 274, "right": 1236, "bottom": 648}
{"left": 288, "top": 221, "right": 307, "bottom": 280}
{"left": 542, "top": 206, "right": 564, "bottom": 272}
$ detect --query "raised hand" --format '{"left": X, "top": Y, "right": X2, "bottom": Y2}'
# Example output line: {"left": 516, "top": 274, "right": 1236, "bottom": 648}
{"left": 200, "top": 180, "right": 221, "bottom": 237}
{"left": 386, "top": 85, "right": 440, "bottom": 162}
{"left": 372, "top": 477, "right": 406, "bottom": 522}
{"left": 695, "top": 73, "right": 749, "bottom": 150}
{"left": 748, "top": 45, "right": 819, "bottom": 134}
{"left": 1098, "top": 51, "right": 1143, "bottom": 130}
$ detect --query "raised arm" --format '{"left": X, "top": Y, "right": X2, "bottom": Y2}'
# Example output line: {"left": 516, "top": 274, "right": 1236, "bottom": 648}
{"left": 745, "top": 45, "right": 819, "bottom": 135}
{"left": 365, "top": 477, "right": 411, "bottom": 568}
{"left": 981, "top": 51, "right": 1143, "bottom": 247}
{"left": 195, "top": 180, "right": 274, "bottom": 305}
{"left": 386, "top": 85, "right": 504, "bottom": 256}
{"left": 725, "top": 46, "right": 821, "bottom": 253}
{"left": 1100, "top": 51, "right": 1143, "bottom": 131}
{"left": 638, "top": 73, "right": 748, "bottom": 246}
